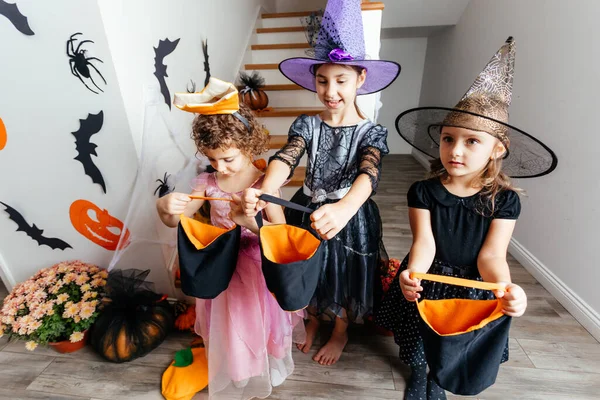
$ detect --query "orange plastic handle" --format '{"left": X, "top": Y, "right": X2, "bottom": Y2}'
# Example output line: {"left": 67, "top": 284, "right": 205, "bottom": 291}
{"left": 189, "top": 195, "right": 233, "bottom": 202}
{"left": 410, "top": 272, "right": 506, "bottom": 291}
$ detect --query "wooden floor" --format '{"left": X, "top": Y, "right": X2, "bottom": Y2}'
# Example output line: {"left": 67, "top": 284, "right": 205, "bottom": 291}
{"left": 1, "top": 155, "right": 599, "bottom": 400}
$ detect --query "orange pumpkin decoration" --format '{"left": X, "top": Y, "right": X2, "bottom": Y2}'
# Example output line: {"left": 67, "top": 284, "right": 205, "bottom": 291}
{"left": 91, "top": 294, "right": 175, "bottom": 363}
{"left": 240, "top": 89, "right": 269, "bottom": 110}
{"left": 252, "top": 158, "right": 267, "bottom": 171}
{"left": 69, "top": 199, "right": 130, "bottom": 250}
{"left": 238, "top": 71, "right": 269, "bottom": 110}
{"left": 0, "top": 117, "right": 6, "bottom": 150}
{"left": 174, "top": 304, "right": 196, "bottom": 332}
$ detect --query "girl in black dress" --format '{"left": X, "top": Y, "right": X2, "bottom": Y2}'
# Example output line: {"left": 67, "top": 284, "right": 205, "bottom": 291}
{"left": 240, "top": 0, "right": 400, "bottom": 366}
{"left": 376, "top": 37, "right": 557, "bottom": 399}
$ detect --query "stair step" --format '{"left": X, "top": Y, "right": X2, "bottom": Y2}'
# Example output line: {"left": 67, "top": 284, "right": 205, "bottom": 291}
{"left": 251, "top": 43, "right": 311, "bottom": 50}
{"left": 238, "top": 84, "right": 303, "bottom": 91}
{"left": 289, "top": 166, "right": 306, "bottom": 186}
{"left": 264, "top": 84, "right": 303, "bottom": 91}
{"left": 256, "top": 107, "right": 323, "bottom": 117}
{"left": 261, "top": 3, "right": 384, "bottom": 19}
{"left": 245, "top": 63, "right": 279, "bottom": 70}
{"left": 257, "top": 26, "right": 304, "bottom": 33}
{"left": 268, "top": 134, "right": 288, "bottom": 149}
{"left": 261, "top": 11, "right": 315, "bottom": 18}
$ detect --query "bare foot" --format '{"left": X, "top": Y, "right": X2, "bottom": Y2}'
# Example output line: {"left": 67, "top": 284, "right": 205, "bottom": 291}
{"left": 313, "top": 329, "right": 348, "bottom": 365}
{"left": 296, "top": 316, "right": 319, "bottom": 353}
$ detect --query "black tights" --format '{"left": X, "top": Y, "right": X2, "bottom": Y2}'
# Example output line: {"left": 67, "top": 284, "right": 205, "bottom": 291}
{"left": 404, "top": 364, "right": 446, "bottom": 400}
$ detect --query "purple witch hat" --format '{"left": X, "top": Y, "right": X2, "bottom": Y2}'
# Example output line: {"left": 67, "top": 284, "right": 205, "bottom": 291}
{"left": 278, "top": 0, "right": 400, "bottom": 95}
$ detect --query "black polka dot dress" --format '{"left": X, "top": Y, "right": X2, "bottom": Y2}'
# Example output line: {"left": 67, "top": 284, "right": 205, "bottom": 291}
{"left": 375, "top": 178, "right": 520, "bottom": 367}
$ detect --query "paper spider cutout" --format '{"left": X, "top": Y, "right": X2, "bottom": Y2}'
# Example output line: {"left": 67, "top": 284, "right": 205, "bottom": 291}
{"left": 67, "top": 32, "right": 106, "bottom": 94}
{"left": 154, "top": 172, "right": 172, "bottom": 197}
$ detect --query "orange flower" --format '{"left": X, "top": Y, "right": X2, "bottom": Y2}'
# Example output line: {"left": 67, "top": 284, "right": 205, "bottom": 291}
{"left": 75, "top": 274, "right": 90, "bottom": 285}
{"left": 70, "top": 331, "right": 85, "bottom": 343}
{"left": 80, "top": 283, "right": 92, "bottom": 292}
{"left": 62, "top": 302, "right": 79, "bottom": 319}
{"left": 56, "top": 293, "right": 69, "bottom": 304}
{"left": 25, "top": 341, "right": 38, "bottom": 351}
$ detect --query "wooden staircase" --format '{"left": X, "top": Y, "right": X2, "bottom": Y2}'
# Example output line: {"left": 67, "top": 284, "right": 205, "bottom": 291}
{"left": 245, "top": 1, "right": 385, "bottom": 192}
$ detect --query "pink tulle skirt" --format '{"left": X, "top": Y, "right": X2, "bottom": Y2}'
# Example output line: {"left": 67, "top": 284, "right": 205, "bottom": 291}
{"left": 195, "top": 236, "right": 305, "bottom": 399}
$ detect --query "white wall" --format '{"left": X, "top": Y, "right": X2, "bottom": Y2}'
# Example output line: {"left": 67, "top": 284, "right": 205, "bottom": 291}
{"left": 275, "top": 0, "right": 326, "bottom": 12}
{"left": 419, "top": 0, "right": 600, "bottom": 330}
{"left": 378, "top": 37, "right": 427, "bottom": 153}
{"left": 0, "top": 0, "right": 275, "bottom": 296}
{"left": 0, "top": 0, "right": 140, "bottom": 288}
{"left": 381, "top": 0, "right": 469, "bottom": 29}
{"left": 98, "top": 0, "right": 275, "bottom": 156}
{"left": 274, "top": 0, "right": 469, "bottom": 29}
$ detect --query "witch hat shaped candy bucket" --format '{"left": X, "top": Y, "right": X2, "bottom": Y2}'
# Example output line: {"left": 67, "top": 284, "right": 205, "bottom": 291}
{"left": 177, "top": 196, "right": 242, "bottom": 299}
{"left": 255, "top": 194, "right": 324, "bottom": 312}
{"left": 411, "top": 272, "right": 511, "bottom": 395}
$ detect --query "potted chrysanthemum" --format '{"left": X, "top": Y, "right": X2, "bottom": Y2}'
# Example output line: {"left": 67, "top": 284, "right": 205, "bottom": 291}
{"left": 0, "top": 260, "right": 107, "bottom": 353}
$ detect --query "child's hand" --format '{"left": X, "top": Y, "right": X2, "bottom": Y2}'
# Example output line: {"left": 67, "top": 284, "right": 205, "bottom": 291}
{"left": 229, "top": 194, "right": 258, "bottom": 232}
{"left": 156, "top": 192, "right": 191, "bottom": 216}
{"left": 399, "top": 269, "right": 423, "bottom": 302}
{"left": 241, "top": 188, "right": 266, "bottom": 217}
{"left": 494, "top": 283, "right": 527, "bottom": 317}
{"left": 310, "top": 202, "right": 355, "bottom": 240}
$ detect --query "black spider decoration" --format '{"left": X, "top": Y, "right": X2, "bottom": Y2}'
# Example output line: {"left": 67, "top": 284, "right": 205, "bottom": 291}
{"left": 154, "top": 172, "right": 172, "bottom": 197}
{"left": 67, "top": 32, "right": 106, "bottom": 94}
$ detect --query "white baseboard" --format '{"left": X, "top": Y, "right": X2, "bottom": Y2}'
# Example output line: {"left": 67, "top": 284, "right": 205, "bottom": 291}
{"left": 509, "top": 238, "right": 600, "bottom": 342}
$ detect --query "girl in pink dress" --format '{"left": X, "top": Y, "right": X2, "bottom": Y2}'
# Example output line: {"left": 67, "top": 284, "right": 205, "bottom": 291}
{"left": 157, "top": 91, "right": 304, "bottom": 399}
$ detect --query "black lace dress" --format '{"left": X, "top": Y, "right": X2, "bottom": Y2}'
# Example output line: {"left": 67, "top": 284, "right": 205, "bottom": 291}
{"left": 375, "top": 178, "right": 521, "bottom": 366}
{"left": 270, "top": 114, "right": 389, "bottom": 322}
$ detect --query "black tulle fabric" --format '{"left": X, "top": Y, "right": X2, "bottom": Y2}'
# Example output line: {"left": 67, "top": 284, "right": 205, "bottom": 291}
{"left": 90, "top": 269, "right": 175, "bottom": 363}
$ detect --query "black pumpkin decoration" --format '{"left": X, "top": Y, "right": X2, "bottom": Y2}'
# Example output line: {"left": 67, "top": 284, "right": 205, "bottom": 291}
{"left": 91, "top": 269, "right": 175, "bottom": 363}
{"left": 238, "top": 71, "right": 269, "bottom": 110}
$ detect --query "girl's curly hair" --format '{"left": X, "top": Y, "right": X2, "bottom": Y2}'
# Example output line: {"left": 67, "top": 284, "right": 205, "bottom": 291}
{"left": 191, "top": 103, "right": 268, "bottom": 157}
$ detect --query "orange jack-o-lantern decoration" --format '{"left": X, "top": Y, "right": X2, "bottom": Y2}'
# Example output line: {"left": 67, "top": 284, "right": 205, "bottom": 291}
{"left": 69, "top": 199, "right": 130, "bottom": 250}
{"left": 0, "top": 117, "right": 6, "bottom": 150}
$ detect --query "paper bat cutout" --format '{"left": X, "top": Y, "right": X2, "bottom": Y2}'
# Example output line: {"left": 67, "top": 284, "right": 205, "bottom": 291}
{"left": 153, "top": 38, "right": 180, "bottom": 109}
{"left": 72, "top": 111, "right": 106, "bottom": 193}
{"left": 0, "top": 0, "right": 34, "bottom": 36}
{"left": 0, "top": 201, "right": 72, "bottom": 250}
{"left": 202, "top": 39, "right": 210, "bottom": 87}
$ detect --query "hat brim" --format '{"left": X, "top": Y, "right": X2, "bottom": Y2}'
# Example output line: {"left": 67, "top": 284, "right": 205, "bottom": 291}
{"left": 396, "top": 107, "right": 558, "bottom": 178}
{"left": 278, "top": 57, "right": 401, "bottom": 95}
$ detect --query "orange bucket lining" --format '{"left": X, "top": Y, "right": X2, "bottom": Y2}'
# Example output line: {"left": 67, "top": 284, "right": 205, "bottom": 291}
{"left": 416, "top": 298, "right": 505, "bottom": 336}
{"left": 180, "top": 214, "right": 236, "bottom": 250}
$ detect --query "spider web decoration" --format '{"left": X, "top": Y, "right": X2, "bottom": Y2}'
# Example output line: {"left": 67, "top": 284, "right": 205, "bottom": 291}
{"left": 66, "top": 32, "right": 106, "bottom": 94}
{"left": 306, "top": 123, "right": 359, "bottom": 195}
{"left": 396, "top": 108, "right": 558, "bottom": 178}
{"left": 300, "top": 1, "right": 365, "bottom": 60}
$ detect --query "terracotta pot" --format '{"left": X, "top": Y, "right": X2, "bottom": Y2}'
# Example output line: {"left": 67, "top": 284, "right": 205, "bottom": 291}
{"left": 48, "top": 329, "right": 90, "bottom": 353}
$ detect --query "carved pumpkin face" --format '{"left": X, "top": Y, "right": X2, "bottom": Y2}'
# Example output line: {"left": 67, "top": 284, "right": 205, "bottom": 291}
{"left": 0, "top": 117, "right": 6, "bottom": 150}
{"left": 69, "top": 199, "right": 130, "bottom": 250}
